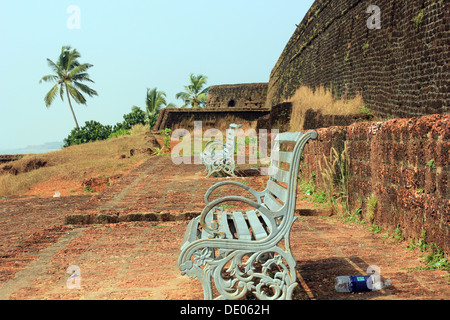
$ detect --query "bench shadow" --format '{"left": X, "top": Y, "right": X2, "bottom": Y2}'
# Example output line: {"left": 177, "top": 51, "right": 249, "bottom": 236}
{"left": 206, "top": 167, "right": 264, "bottom": 178}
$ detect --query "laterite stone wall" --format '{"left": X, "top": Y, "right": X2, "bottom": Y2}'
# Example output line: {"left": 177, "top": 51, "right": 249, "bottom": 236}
{"left": 207, "top": 83, "right": 268, "bottom": 109}
{"left": 267, "top": 0, "right": 449, "bottom": 118}
{"left": 153, "top": 107, "right": 270, "bottom": 131}
{"left": 300, "top": 114, "right": 449, "bottom": 253}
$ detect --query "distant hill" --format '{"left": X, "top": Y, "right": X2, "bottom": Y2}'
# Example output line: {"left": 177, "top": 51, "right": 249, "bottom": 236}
{"left": 0, "top": 141, "right": 63, "bottom": 155}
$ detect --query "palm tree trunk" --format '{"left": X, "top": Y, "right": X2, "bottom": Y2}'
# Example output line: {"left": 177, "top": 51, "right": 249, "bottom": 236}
{"left": 65, "top": 83, "right": 80, "bottom": 129}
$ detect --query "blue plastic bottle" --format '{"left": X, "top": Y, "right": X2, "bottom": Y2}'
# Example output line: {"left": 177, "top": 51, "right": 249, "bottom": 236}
{"left": 335, "top": 275, "right": 391, "bottom": 293}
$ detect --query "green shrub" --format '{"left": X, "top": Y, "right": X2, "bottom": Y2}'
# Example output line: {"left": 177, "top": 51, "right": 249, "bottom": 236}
{"left": 161, "top": 128, "right": 172, "bottom": 151}
{"left": 369, "top": 224, "right": 381, "bottom": 233}
{"left": 63, "top": 106, "right": 149, "bottom": 147}
{"left": 64, "top": 120, "right": 113, "bottom": 147}
{"left": 63, "top": 107, "right": 149, "bottom": 147}
{"left": 423, "top": 244, "right": 449, "bottom": 271}
{"left": 122, "top": 106, "right": 147, "bottom": 129}
{"left": 113, "top": 106, "right": 147, "bottom": 132}
{"left": 313, "top": 190, "right": 327, "bottom": 203}
{"left": 393, "top": 224, "right": 403, "bottom": 241}
{"left": 83, "top": 186, "right": 95, "bottom": 193}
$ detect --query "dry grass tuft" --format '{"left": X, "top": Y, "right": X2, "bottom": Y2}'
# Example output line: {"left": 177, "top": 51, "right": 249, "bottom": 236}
{"left": 287, "top": 85, "right": 364, "bottom": 130}
{"left": 129, "top": 123, "right": 148, "bottom": 135}
{"left": 0, "top": 125, "right": 156, "bottom": 197}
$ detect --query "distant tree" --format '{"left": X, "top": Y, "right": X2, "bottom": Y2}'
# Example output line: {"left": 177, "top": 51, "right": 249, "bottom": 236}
{"left": 63, "top": 120, "right": 112, "bottom": 147}
{"left": 113, "top": 106, "right": 147, "bottom": 132}
{"left": 145, "top": 88, "right": 175, "bottom": 128}
{"left": 40, "top": 46, "right": 98, "bottom": 129}
{"left": 176, "top": 73, "right": 209, "bottom": 108}
{"left": 123, "top": 106, "right": 147, "bottom": 129}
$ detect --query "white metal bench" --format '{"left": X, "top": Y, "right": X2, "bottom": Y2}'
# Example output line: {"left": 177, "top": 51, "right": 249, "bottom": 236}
{"left": 201, "top": 123, "right": 242, "bottom": 177}
{"left": 178, "top": 130, "right": 318, "bottom": 300}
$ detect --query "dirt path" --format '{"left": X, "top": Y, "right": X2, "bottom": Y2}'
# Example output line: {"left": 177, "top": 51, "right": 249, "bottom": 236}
{"left": 0, "top": 156, "right": 448, "bottom": 300}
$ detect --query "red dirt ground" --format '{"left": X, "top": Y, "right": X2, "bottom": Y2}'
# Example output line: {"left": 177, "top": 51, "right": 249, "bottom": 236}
{"left": 0, "top": 155, "right": 448, "bottom": 300}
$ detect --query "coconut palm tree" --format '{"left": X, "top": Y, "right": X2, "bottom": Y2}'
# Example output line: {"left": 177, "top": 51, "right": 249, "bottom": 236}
{"left": 40, "top": 46, "right": 98, "bottom": 129}
{"left": 145, "top": 87, "right": 175, "bottom": 128}
{"left": 176, "top": 73, "right": 209, "bottom": 108}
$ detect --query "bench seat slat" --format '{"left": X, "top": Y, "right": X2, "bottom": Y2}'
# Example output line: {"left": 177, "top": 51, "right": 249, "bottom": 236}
{"left": 246, "top": 210, "right": 268, "bottom": 240}
{"left": 218, "top": 210, "right": 234, "bottom": 239}
{"left": 231, "top": 211, "right": 252, "bottom": 240}
{"left": 257, "top": 211, "right": 273, "bottom": 234}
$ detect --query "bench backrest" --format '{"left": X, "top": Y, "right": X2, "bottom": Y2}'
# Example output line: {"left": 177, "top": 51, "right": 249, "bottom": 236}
{"left": 263, "top": 131, "right": 318, "bottom": 217}
{"left": 223, "top": 123, "right": 242, "bottom": 156}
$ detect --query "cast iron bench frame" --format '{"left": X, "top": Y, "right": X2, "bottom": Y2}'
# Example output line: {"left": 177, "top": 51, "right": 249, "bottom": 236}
{"left": 178, "top": 130, "right": 318, "bottom": 300}
{"left": 201, "top": 123, "right": 242, "bottom": 177}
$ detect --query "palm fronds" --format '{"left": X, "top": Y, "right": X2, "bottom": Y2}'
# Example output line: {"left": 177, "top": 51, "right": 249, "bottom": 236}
{"left": 39, "top": 46, "right": 97, "bottom": 129}
{"left": 176, "top": 73, "right": 209, "bottom": 108}
{"left": 44, "top": 84, "right": 59, "bottom": 108}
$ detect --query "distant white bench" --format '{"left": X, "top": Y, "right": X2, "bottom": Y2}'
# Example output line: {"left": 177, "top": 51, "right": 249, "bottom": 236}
{"left": 201, "top": 123, "right": 242, "bottom": 177}
{"left": 178, "top": 130, "right": 318, "bottom": 300}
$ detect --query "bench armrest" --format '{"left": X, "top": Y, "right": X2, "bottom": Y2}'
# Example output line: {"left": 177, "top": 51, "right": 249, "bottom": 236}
{"left": 199, "top": 195, "right": 275, "bottom": 238}
{"left": 204, "top": 140, "right": 224, "bottom": 149}
{"left": 204, "top": 181, "right": 264, "bottom": 205}
{"left": 201, "top": 141, "right": 227, "bottom": 163}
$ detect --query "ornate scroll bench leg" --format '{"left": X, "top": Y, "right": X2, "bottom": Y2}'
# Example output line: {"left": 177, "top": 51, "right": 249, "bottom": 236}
{"left": 179, "top": 210, "right": 299, "bottom": 300}
{"left": 179, "top": 248, "right": 214, "bottom": 300}
{"left": 179, "top": 244, "right": 298, "bottom": 300}
{"left": 201, "top": 123, "right": 241, "bottom": 177}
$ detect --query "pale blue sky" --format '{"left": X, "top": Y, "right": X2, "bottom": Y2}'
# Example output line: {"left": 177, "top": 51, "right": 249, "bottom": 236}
{"left": 0, "top": 0, "right": 314, "bottom": 152}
